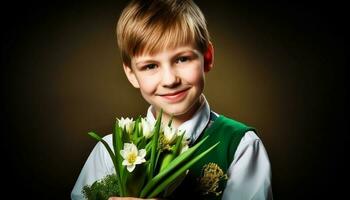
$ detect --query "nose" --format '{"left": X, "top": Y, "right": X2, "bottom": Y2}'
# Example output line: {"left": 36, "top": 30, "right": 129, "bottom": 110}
{"left": 161, "top": 66, "right": 180, "bottom": 88}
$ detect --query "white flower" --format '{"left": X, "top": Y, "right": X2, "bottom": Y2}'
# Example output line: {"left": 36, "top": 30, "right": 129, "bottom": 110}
{"left": 176, "top": 129, "right": 185, "bottom": 137}
{"left": 180, "top": 144, "right": 189, "bottom": 154}
{"left": 120, "top": 143, "right": 146, "bottom": 172}
{"left": 117, "top": 117, "right": 134, "bottom": 134}
{"left": 158, "top": 123, "right": 165, "bottom": 133}
{"left": 177, "top": 129, "right": 189, "bottom": 140}
{"left": 141, "top": 118, "right": 154, "bottom": 139}
{"left": 164, "top": 125, "right": 177, "bottom": 144}
{"left": 177, "top": 129, "right": 190, "bottom": 145}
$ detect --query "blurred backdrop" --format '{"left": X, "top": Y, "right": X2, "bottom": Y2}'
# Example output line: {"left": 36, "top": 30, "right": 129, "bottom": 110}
{"left": 2, "top": 1, "right": 347, "bottom": 199}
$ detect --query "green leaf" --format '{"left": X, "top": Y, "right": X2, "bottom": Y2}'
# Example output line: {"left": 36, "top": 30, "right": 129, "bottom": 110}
{"left": 145, "top": 141, "right": 152, "bottom": 159}
{"left": 88, "top": 131, "right": 102, "bottom": 141}
{"left": 147, "top": 109, "right": 162, "bottom": 180}
{"left": 154, "top": 150, "right": 162, "bottom": 174}
{"left": 125, "top": 163, "right": 147, "bottom": 197}
{"left": 147, "top": 141, "right": 220, "bottom": 198}
{"left": 159, "top": 153, "right": 174, "bottom": 172}
{"left": 140, "top": 135, "right": 214, "bottom": 197}
{"left": 122, "top": 126, "right": 130, "bottom": 143}
{"left": 133, "top": 116, "right": 142, "bottom": 141}
{"left": 82, "top": 174, "right": 120, "bottom": 200}
{"left": 162, "top": 169, "right": 187, "bottom": 198}
{"left": 167, "top": 114, "right": 174, "bottom": 127}
{"left": 113, "top": 125, "right": 126, "bottom": 196}
{"left": 88, "top": 131, "right": 125, "bottom": 197}
{"left": 137, "top": 136, "right": 147, "bottom": 150}
{"left": 174, "top": 131, "right": 185, "bottom": 157}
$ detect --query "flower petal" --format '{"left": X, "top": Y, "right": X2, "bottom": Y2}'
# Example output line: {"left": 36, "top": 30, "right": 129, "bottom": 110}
{"left": 122, "top": 160, "right": 130, "bottom": 166}
{"left": 138, "top": 149, "right": 146, "bottom": 158}
{"left": 120, "top": 150, "right": 126, "bottom": 158}
{"left": 127, "top": 164, "right": 136, "bottom": 172}
{"left": 134, "top": 156, "right": 146, "bottom": 165}
{"left": 124, "top": 143, "right": 132, "bottom": 151}
{"left": 181, "top": 145, "right": 189, "bottom": 154}
{"left": 130, "top": 143, "right": 138, "bottom": 154}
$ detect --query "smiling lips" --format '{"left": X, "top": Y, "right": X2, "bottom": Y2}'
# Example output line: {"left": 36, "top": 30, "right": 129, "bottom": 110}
{"left": 159, "top": 88, "right": 190, "bottom": 102}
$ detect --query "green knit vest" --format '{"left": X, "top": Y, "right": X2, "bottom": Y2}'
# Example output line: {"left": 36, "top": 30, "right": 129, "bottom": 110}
{"left": 170, "top": 115, "right": 255, "bottom": 199}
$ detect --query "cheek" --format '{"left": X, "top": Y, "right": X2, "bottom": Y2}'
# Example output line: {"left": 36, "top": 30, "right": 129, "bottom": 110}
{"left": 137, "top": 76, "right": 158, "bottom": 94}
{"left": 182, "top": 65, "right": 205, "bottom": 86}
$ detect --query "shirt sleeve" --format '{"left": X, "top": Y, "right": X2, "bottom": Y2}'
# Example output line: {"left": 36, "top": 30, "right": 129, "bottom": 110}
{"left": 222, "top": 131, "right": 273, "bottom": 200}
{"left": 71, "top": 134, "right": 115, "bottom": 200}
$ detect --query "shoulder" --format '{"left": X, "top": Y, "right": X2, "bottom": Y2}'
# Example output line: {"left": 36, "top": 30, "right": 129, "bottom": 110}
{"left": 101, "top": 134, "right": 113, "bottom": 145}
{"left": 214, "top": 115, "right": 260, "bottom": 152}
{"left": 215, "top": 115, "right": 255, "bottom": 134}
{"left": 234, "top": 130, "right": 269, "bottom": 161}
{"left": 90, "top": 134, "right": 113, "bottom": 150}
{"left": 90, "top": 134, "right": 115, "bottom": 171}
{"left": 89, "top": 134, "right": 114, "bottom": 160}
{"left": 240, "top": 130, "right": 262, "bottom": 146}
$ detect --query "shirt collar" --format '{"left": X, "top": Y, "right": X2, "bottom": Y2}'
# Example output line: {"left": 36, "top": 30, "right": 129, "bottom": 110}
{"left": 146, "top": 94, "right": 211, "bottom": 144}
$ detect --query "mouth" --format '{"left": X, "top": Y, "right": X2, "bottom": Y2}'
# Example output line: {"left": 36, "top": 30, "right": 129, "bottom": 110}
{"left": 158, "top": 88, "right": 190, "bottom": 102}
{"left": 160, "top": 88, "right": 190, "bottom": 96}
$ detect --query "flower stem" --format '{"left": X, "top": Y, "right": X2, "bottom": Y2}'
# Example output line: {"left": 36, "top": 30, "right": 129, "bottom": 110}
{"left": 140, "top": 136, "right": 215, "bottom": 197}
{"left": 147, "top": 141, "right": 220, "bottom": 198}
{"left": 148, "top": 109, "right": 162, "bottom": 180}
{"left": 88, "top": 131, "right": 125, "bottom": 196}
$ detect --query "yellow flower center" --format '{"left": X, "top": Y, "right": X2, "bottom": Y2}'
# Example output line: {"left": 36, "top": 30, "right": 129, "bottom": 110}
{"left": 127, "top": 152, "right": 137, "bottom": 164}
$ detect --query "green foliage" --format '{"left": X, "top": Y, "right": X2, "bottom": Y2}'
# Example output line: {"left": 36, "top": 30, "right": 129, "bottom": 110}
{"left": 82, "top": 174, "right": 120, "bottom": 200}
{"left": 86, "top": 110, "right": 219, "bottom": 198}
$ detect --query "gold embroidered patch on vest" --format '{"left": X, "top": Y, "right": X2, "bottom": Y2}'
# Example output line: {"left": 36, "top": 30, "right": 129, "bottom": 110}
{"left": 197, "top": 162, "right": 228, "bottom": 196}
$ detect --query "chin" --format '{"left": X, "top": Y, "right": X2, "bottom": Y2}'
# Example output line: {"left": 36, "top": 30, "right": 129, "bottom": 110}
{"left": 164, "top": 102, "right": 196, "bottom": 117}
{"left": 151, "top": 94, "right": 201, "bottom": 117}
{"left": 162, "top": 107, "right": 185, "bottom": 116}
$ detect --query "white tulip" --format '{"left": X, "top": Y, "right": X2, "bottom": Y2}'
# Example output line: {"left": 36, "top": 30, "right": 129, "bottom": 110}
{"left": 180, "top": 144, "right": 189, "bottom": 154}
{"left": 141, "top": 118, "right": 154, "bottom": 139}
{"left": 120, "top": 143, "right": 146, "bottom": 172}
{"left": 164, "top": 125, "right": 177, "bottom": 144}
{"left": 117, "top": 117, "right": 134, "bottom": 134}
{"left": 177, "top": 129, "right": 190, "bottom": 145}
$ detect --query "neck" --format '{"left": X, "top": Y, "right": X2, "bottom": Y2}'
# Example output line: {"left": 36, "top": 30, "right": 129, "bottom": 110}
{"left": 153, "top": 96, "right": 203, "bottom": 128}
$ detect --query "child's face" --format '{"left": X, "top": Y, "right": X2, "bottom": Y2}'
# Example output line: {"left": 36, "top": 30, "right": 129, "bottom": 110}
{"left": 124, "top": 44, "right": 213, "bottom": 120}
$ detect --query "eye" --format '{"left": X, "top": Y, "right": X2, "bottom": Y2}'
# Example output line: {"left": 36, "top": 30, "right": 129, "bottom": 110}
{"left": 175, "top": 56, "right": 190, "bottom": 64}
{"left": 143, "top": 64, "right": 157, "bottom": 70}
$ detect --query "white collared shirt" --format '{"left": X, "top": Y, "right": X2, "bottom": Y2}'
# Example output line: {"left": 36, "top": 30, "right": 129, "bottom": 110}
{"left": 71, "top": 96, "right": 273, "bottom": 200}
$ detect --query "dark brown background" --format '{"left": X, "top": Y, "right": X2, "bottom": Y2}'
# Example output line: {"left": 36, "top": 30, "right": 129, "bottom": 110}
{"left": 2, "top": 1, "right": 347, "bottom": 199}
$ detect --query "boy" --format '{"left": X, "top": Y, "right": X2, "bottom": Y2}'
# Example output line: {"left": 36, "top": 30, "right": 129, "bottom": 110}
{"left": 72, "top": 0, "right": 272, "bottom": 199}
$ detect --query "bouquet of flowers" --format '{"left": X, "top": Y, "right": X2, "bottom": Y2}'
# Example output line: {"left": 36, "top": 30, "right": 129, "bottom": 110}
{"left": 82, "top": 110, "right": 219, "bottom": 199}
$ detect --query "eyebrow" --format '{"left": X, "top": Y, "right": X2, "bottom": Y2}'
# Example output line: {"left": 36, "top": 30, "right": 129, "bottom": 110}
{"left": 135, "top": 59, "right": 158, "bottom": 66}
{"left": 135, "top": 49, "right": 197, "bottom": 66}
{"left": 173, "top": 50, "right": 196, "bottom": 57}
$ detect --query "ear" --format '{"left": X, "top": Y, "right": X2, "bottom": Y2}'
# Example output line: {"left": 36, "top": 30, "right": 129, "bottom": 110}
{"left": 123, "top": 63, "right": 140, "bottom": 88}
{"left": 204, "top": 42, "right": 214, "bottom": 73}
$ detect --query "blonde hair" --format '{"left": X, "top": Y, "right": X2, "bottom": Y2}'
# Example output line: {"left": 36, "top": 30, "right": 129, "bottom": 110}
{"left": 116, "top": 0, "right": 210, "bottom": 66}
